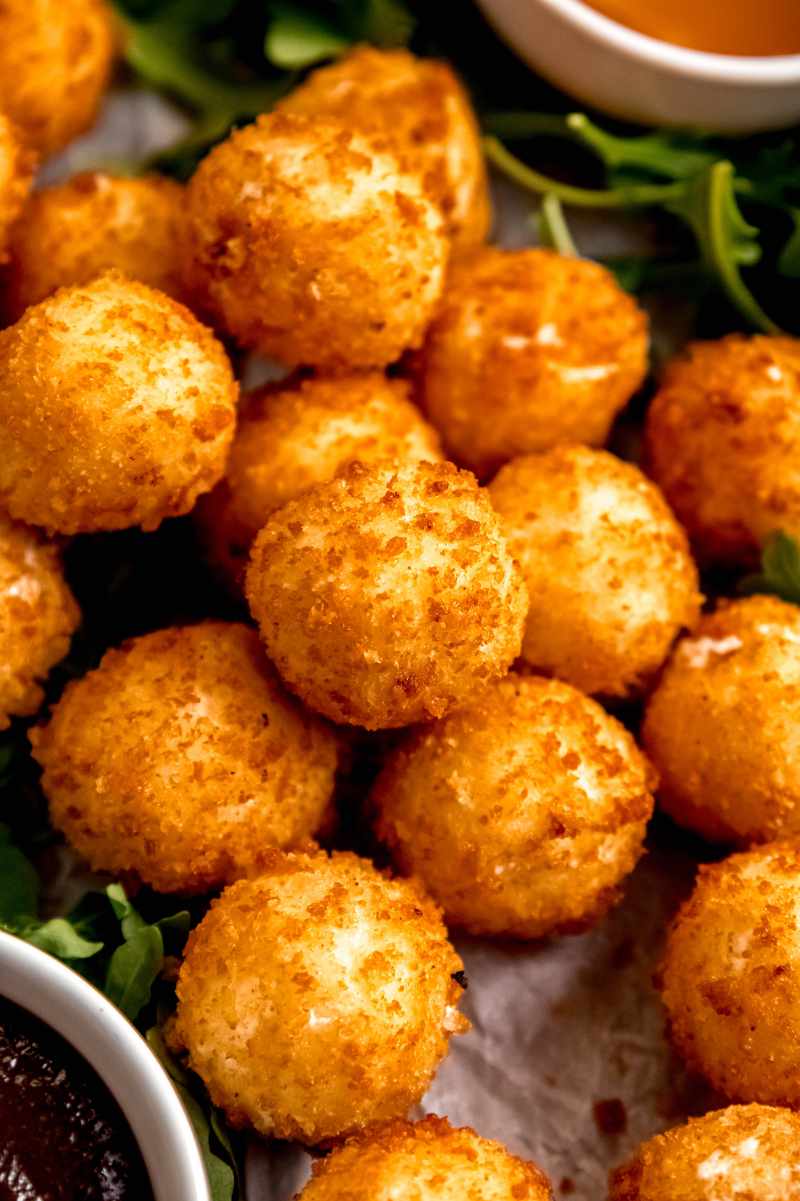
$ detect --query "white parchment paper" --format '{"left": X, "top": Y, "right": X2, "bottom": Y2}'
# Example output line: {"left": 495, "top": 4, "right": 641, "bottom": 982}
{"left": 47, "top": 88, "right": 712, "bottom": 1201}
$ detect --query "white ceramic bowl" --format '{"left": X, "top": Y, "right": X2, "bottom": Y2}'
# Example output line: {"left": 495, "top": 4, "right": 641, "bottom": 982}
{"left": 477, "top": 0, "right": 800, "bottom": 132}
{"left": 0, "top": 930, "right": 210, "bottom": 1201}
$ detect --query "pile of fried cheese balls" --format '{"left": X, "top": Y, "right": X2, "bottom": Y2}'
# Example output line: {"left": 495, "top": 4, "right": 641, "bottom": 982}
{"left": 4, "top": 4, "right": 800, "bottom": 1199}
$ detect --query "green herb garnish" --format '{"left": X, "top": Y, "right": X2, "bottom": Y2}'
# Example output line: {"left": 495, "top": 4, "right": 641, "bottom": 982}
{"left": 740, "top": 531, "right": 800, "bottom": 604}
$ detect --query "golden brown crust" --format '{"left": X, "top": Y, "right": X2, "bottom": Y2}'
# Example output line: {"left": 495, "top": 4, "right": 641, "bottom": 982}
{"left": 279, "top": 46, "right": 491, "bottom": 249}
{"left": 659, "top": 843, "right": 800, "bottom": 1106}
{"left": 4, "top": 172, "right": 188, "bottom": 318}
{"left": 371, "top": 673, "right": 655, "bottom": 938}
{"left": 643, "top": 596, "right": 800, "bottom": 844}
{"left": 0, "top": 513, "right": 79, "bottom": 729}
{"left": 195, "top": 372, "right": 442, "bottom": 590}
{"left": 299, "top": 1115, "right": 553, "bottom": 1200}
{"left": 245, "top": 459, "right": 528, "bottom": 729}
{"left": 31, "top": 622, "right": 339, "bottom": 893}
{"left": 0, "top": 113, "right": 36, "bottom": 264}
{"left": 645, "top": 335, "right": 800, "bottom": 566}
{"left": 489, "top": 446, "right": 701, "bottom": 697}
{"left": 416, "top": 246, "right": 649, "bottom": 478}
{"left": 185, "top": 112, "right": 447, "bottom": 369}
{"left": 0, "top": 0, "right": 115, "bottom": 157}
{"left": 0, "top": 271, "right": 237, "bottom": 534}
{"left": 609, "top": 1105, "right": 800, "bottom": 1200}
{"left": 171, "top": 851, "right": 468, "bottom": 1143}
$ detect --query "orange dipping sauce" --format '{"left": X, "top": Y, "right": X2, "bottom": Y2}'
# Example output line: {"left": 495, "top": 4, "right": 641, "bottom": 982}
{"left": 583, "top": 0, "right": 800, "bottom": 55}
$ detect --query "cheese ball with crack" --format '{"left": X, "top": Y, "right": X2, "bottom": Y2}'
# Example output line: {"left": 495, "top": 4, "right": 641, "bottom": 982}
{"left": 278, "top": 46, "right": 491, "bottom": 249}
{"left": 0, "top": 114, "right": 35, "bottom": 263}
{"left": 4, "top": 172, "right": 188, "bottom": 319}
{"left": 296, "top": 1116, "right": 553, "bottom": 1201}
{"left": 489, "top": 446, "right": 701, "bottom": 697}
{"left": 195, "top": 372, "right": 443, "bottom": 589}
{"left": 415, "top": 247, "right": 649, "bottom": 478}
{"left": 658, "top": 843, "right": 800, "bottom": 1106}
{"left": 0, "top": 0, "right": 114, "bottom": 158}
{"left": 30, "top": 623, "right": 339, "bottom": 893}
{"left": 0, "top": 272, "right": 237, "bottom": 534}
{"left": 609, "top": 1104, "right": 800, "bottom": 1201}
{"left": 185, "top": 112, "right": 447, "bottom": 369}
{"left": 645, "top": 335, "right": 800, "bottom": 566}
{"left": 371, "top": 673, "right": 655, "bottom": 938}
{"left": 0, "top": 514, "right": 79, "bottom": 730}
{"left": 642, "top": 596, "right": 800, "bottom": 845}
{"left": 169, "top": 851, "right": 469, "bottom": 1143}
{"left": 245, "top": 459, "right": 527, "bottom": 729}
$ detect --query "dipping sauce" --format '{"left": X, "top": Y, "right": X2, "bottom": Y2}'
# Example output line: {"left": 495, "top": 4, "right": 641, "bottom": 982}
{"left": 583, "top": 0, "right": 800, "bottom": 56}
{"left": 0, "top": 997, "right": 154, "bottom": 1201}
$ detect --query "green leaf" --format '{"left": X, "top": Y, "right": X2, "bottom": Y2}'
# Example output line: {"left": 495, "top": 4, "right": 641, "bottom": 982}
{"left": 106, "top": 882, "right": 147, "bottom": 939}
{"left": 25, "top": 918, "right": 103, "bottom": 960}
{"left": 665, "top": 161, "right": 780, "bottom": 334}
{"left": 0, "top": 825, "right": 38, "bottom": 928}
{"left": 537, "top": 194, "right": 577, "bottom": 256}
{"left": 566, "top": 113, "right": 717, "bottom": 182}
{"left": 264, "top": 7, "right": 349, "bottom": 69}
{"left": 779, "top": 210, "right": 800, "bottom": 278}
{"left": 154, "top": 909, "right": 191, "bottom": 956}
{"left": 740, "top": 531, "right": 800, "bottom": 604}
{"left": 105, "top": 926, "right": 164, "bottom": 1020}
{"left": 482, "top": 111, "right": 571, "bottom": 140}
{"left": 146, "top": 1028, "right": 237, "bottom": 1201}
{"left": 345, "top": 0, "right": 415, "bottom": 45}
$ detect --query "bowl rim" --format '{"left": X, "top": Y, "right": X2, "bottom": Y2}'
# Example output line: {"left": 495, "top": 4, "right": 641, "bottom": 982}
{"left": 0, "top": 929, "right": 210, "bottom": 1201}
{"left": 533, "top": 0, "right": 800, "bottom": 81}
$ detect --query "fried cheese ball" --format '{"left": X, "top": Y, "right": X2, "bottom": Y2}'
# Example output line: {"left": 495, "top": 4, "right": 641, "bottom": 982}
{"left": 278, "top": 47, "right": 491, "bottom": 249}
{"left": 195, "top": 372, "right": 443, "bottom": 588}
{"left": 0, "top": 272, "right": 237, "bottom": 534}
{"left": 645, "top": 335, "right": 800, "bottom": 566}
{"left": 416, "top": 247, "right": 649, "bottom": 478}
{"left": 0, "top": 114, "right": 35, "bottom": 263}
{"left": 609, "top": 1104, "right": 800, "bottom": 1201}
{"left": 489, "top": 447, "right": 701, "bottom": 697}
{"left": 0, "top": 514, "right": 79, "bottom": 729}
{"left": 170, "top": 851, "right": 468, "bottom": 1143}
{"left": 297, "top": 1116, "right": 553, "bottom": 1201}
{"left": 0, "top": 0, "right": 114, "bottom": 158}
{"left": 371, "top": 674, "right": 655, "bottom": 938}
{"left": 185, "top": 112, "right": 447, "bottom": 369}
{"left": 659, "top": 843, "right": 800, "bottom": 1106}
{"left": 246, "top": 460, "right": 527, "bottom": 729}
{"left": 4, "top": 172, "right": 187, "bottom": 319}
{"left": 642, "top": 596, "right": 800, "bottom": 844}
{"left": 30, "top": 623, "right": 339, "bottom": 893}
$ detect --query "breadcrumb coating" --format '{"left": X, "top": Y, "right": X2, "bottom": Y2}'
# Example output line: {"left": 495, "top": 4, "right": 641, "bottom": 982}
{"left": 279, "top": 46, "right": 491, "bottom": 249}
{"left": 245, "top": 460, "right": 527, "bottom": 729}
{"left": 196, "top": 372, "right": 442, "bottom": 589}
{"left": 371, "top": 673, "right": 655, "bottom": 938}
{"left": 643, "top": 596, "right": 800, "bottom": 844}
{"left": 610, "top": 1104, "right": 800, "bottom": 1200}
{"left": 0, "top": 114, "right": 35, "bottom": 264}
{"left": 0, "top": 0, "right": 114, "bottom": 157}
{"left": 297, "top": 1116, "right": 553, "bottom": 1201}
{"left": 659, "top": 843, "right": 800, "bottom": 1106}
{"left": 170, "top": 851, "right": 468, "bottom": 1143}
{"left": 416, "top": 247, "right": 649, "bottom": 478}
{"left": 645, "top": 335, "right": 800, "bottom": 566}
{"left": 0, "top": 514, "right": 79, "bottom": 730}
{"left": 185, "top": 112, "right": 447, "bottom": 369}
{"left": 489, "top": 446, "right": 701, "bottom": 696}
{"left": 31, "top": 623, "right": 339, "bottom": 893}
{"left": 4, "top": 172, "right": 187, "bottom": 319}
{"left": 0, "top": 272, "right": 237, "bottom": 534}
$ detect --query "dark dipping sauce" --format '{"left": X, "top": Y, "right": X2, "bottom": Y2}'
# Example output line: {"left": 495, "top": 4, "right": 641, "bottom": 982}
{"left": 0, "top": 997, "right": 154, "bottom": 1201}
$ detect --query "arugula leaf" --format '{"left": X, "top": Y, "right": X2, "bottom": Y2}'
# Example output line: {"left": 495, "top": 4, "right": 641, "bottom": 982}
{"left": 740, "top": 531, "right": 800, "bottom": 604}
{"left": 345, "top": 0, "right": 415, "bottom": 45}
{"left": 538, "top": 194, "right": 577, "bottom": 256}
{"left": 25, "top": 918, "right": 103, "bottom": 960}
{"left": 565, "top": 113, "right": 717, "bottom": 182}
{"left": 146, "top": 1028, "right": 237, "bottom": 1201}
{"left": 265, "top": 6, "right": 349, "bottom": 69}
{"left": 105, "top": 926, "right": 164, "bottom": 1020}
{"left": 0, "top": 825, "right": 38, "bottom": 927}
{"left": 779, "top": 210, "right": 800, "bottom": 278}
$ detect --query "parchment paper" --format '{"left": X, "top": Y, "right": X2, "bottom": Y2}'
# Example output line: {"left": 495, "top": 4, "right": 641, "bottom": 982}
{"left": 46, "top": 87, "right": 713, "bottom": 1201}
